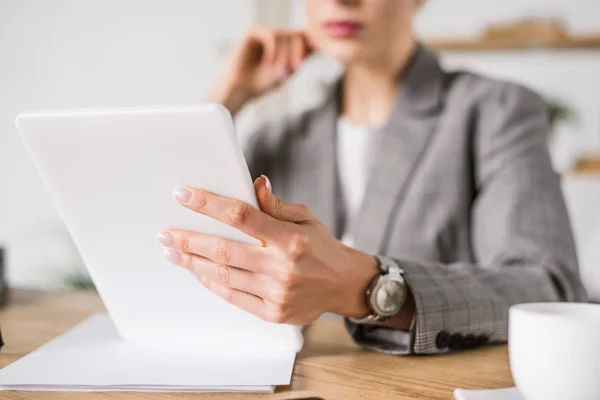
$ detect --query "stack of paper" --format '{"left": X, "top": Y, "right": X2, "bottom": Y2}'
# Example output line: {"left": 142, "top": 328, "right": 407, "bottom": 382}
{"left": 0, "top": 314, "right": 297, "bottom": 393}
{"left": 454, "top": 388, "right": 524, "bottom": 400}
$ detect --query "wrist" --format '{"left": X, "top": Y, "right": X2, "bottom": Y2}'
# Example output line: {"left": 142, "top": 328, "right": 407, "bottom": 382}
{"left": 206, "top": 76, "right": 251, "bottom": 117}
{"left": 332, "top": 248, "right": 379, "bottom": 318}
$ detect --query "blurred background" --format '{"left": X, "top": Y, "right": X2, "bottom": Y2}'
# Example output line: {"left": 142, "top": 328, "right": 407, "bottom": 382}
{"left": 0, "top": 0, "right": 599, "bottom": 299}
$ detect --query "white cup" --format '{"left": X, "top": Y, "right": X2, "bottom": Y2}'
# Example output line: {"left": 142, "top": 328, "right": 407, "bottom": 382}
{"left": 509, "top": 302, "right": 600, "bottom": 400}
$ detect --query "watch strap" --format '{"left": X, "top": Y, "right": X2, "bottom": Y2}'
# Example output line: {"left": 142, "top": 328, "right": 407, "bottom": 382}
{"left": 349, "top": 255, "right": 405, "bottom": 324}
{"left": 376, "top": 254, "right": 404, "bottom": 275}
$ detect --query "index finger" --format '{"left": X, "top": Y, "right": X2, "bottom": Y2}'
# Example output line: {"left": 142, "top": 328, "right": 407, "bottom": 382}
{"left": 173, "top": 187, "right": 288, "bottom": 245}
{"left": 301, "top": 30, "right": 318, "bottom": 53}
{"left": 247, "top": 27, "right": 277, "bottom": 65}
{"left": 290, "top": 33, "right": 306, "bottom": 71}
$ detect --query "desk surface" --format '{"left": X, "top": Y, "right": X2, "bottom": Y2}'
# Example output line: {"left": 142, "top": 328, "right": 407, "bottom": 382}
{"left": 0, "top": 289, "right": 514, "bottom": 399}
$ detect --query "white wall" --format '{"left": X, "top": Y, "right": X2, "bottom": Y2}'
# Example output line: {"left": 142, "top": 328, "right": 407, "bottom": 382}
{"left": 414, "top": 0, "right": 600, "bottom": 167}
{"left": 0, "top": 0, "right": 255, "bottom": 287}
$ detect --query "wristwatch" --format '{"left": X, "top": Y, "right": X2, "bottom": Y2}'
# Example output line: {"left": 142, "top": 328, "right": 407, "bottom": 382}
{"left": 349, "top": 255, "right": 407, "bottom": 324}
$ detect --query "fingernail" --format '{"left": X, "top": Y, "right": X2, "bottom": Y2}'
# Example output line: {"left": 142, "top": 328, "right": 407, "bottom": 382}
{"left": 163, "top": 248, "right": 181, "bottom": 264}
{"left": 173, "top": 188, "right": 192, "bottom": 202}
{"left": 261, "top": 174, "right": 272, "bottom": 192}
{"left": 278, "top": 68, "right": 288, "bottom": 81}
{"left": 157, "top": 231, "right": 174, "bottom": 246}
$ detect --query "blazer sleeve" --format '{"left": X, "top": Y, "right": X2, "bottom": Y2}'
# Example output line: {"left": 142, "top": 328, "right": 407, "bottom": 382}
{"left": 243, "top": 123, "right": 276, "bottom": 181}
{"left": 346, "top": 83, "right": 588, "bottom": 355}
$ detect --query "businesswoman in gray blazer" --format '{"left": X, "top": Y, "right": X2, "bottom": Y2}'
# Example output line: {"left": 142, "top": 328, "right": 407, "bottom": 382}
{"left": 157, "top": 0, "right": 587, "bottom": 354}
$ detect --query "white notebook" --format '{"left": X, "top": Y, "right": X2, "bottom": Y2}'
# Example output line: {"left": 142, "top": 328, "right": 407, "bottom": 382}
{"left": 4, "top": 106, "right": 304, "bottom": 392}
{"left": 0, "top": 314, "right": 296, "bottom": 393}
{"left": 454, "top": 388, "right": 524, "bottom": 400}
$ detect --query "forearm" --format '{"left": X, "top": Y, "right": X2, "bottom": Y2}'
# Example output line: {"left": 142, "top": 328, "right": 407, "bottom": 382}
{"left": 347, "top": 256, "right": 585, "bottom": 355}
{"left": 206, "top": 76, "right": 251, "bottom": 117}
{"left": 330, "top": 247, "right": 379, "bottom": 318}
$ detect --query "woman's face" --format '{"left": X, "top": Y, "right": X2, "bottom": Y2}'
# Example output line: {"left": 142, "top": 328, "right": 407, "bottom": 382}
{"left": 304, "top": 0, "right": 417, "bottom": 65}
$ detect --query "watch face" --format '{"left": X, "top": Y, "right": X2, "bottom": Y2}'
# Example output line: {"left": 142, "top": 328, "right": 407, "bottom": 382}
{"left": 372, "top": 277, "right": 406, "bottom": 316}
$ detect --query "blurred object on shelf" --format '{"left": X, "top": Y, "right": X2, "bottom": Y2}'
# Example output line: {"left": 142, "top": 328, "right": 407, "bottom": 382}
{"left": 427, "top": 18, "right": 600, "bottom": 51}
{"left": 481, "top": 18, "right": 568, "bottom": 44}
{"left": 570, "top": 153, "right": 600, "bottom": 174}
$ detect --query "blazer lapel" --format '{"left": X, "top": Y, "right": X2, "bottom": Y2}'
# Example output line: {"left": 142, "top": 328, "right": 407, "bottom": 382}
{"left": 352, "top": 45, "right": 445, "bottom": 254}
{"left": 287, "top": 89, "right": 339, "bottom": 235}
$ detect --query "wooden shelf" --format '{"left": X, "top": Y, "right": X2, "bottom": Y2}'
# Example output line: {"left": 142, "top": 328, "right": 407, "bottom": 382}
{"left": 570, "top": 153, "right": 600, "bottom": 174}
{"left": 427, "top": 35, "right": 600, "bottom": 52}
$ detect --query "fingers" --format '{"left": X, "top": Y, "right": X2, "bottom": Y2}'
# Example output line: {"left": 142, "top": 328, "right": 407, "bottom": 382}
{"left": 246, "top": 27, "right": 277, "bottom": 65}
{"left": 199, "top": 276, "right": 268, "bottom": 319}
{"left": 254, "top": 175, "right": 314, "bottom": 224}
{"left": 291, "top": 33, "right": 306, "bottom": 71}
{"left": 273, "top": 33, "right": 290, "bottom": 78}
{"left": 287, "top": 30, "right": 313, "bottom": 72}
{"left": 163, "top": 241, "right": 294, "bottom": 324}
{"left": 249, "top": 28, "right": 310, "bottom": 74}
{"left": 164, "top": 248, "right": 265, "bottom": 294}
{"left": 301, "top": 30, "right": 319, "bottom": 53}
{"left": 172, "top": 187, "right": 288, "bottom": 244}
{"left": 158, "top": 229, "right": 272, "bottom": 273}
{"left": 199, "top": 277, "right": 293, "bottom": 324}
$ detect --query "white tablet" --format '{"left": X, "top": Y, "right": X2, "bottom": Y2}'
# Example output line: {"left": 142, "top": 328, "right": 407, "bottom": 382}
{"left": 16, "top": 105, "right": 302, "bottom": 354}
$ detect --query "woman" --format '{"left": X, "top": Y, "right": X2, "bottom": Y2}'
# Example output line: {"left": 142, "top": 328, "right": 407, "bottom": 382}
{"left": 157, "top": 0, "right": 587, "bottom": 354}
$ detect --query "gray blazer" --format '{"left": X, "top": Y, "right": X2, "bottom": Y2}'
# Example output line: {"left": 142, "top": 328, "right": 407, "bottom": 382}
{"left": 244, "top": 44, "right": 587, "bottom": 355}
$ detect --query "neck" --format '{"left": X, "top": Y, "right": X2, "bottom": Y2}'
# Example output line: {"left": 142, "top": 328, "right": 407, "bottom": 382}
{"left": 342, "top": 38, "right": 416, "bottom": 126}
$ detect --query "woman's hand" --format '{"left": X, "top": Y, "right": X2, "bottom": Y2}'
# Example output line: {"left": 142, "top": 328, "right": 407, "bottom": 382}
{"left": 207, "top": 28, "right": 315, "bottom": 117}
{"left": 157, "top": 176, "right": 378, "bottom": 325}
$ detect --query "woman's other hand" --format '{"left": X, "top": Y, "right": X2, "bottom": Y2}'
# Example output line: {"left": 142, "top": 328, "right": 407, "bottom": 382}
{"left": 158, "top": 176, "right": 378, "bottom": 326}
{"left": 207, "top": 28, "right": 315, "bottom": 117}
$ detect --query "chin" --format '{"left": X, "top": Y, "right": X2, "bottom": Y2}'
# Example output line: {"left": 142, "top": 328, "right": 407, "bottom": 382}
{"left": 319, "top": 40, "right": 369, "bottom": 65}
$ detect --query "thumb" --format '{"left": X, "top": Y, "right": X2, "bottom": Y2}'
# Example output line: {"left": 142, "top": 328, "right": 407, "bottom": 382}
{"left": 302, "top": 29, "right": 319, "bottom": 53}
{"left": 254, "top": 175, "right": 313, "bottom": 223}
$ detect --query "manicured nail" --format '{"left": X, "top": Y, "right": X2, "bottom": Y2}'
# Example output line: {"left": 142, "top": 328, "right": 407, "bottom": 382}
{"left": 173, "top": 188, "right": 192, "bottom": 202}
{"left": 157, "top": 232, "right": 174, "bottom": 246}
{"left": 278, "top": 68, "right": 288, "bottom": 81}
{"left": 261, "top": 174, "right": 272, "bottom": 192}
{"left": 163, "top": 248, "right": 181, "bottom": 264}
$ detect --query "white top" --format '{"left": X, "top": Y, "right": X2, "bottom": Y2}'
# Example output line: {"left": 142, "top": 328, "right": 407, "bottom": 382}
{"left": 336, "top": 117, "right": 380, "bottom": 247}
{"left": 337, "top": 118, "right": 413, "bottom": 346}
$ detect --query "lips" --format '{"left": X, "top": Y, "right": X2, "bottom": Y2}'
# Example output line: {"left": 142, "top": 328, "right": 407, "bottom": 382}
{"left": 323, "top": 20, "right": 363, "bottom": 38}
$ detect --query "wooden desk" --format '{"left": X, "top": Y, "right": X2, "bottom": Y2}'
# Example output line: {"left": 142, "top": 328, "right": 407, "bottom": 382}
{"left": 0, "top": 290, "right": 514, "bottom": 399}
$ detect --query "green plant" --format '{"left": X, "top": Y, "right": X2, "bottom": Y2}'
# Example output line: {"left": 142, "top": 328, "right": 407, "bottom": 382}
{"left": 545, "top": 97, "right": 576, "bottom": 130}
{"left": 64, "top": 271, "right": 96, "bottom": 291}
